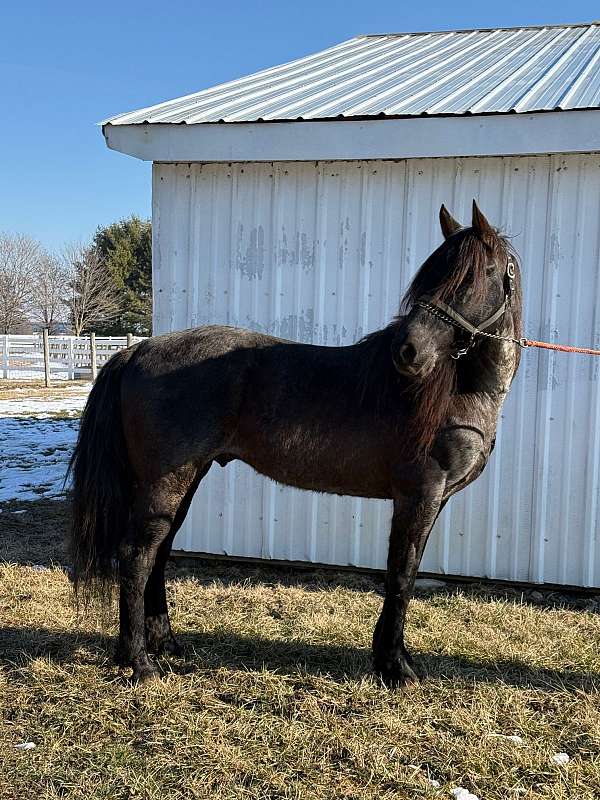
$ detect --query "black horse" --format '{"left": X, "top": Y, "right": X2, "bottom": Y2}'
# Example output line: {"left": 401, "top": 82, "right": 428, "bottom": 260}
{"left": 69, "top": 201, "right": 522, "bottom": 684}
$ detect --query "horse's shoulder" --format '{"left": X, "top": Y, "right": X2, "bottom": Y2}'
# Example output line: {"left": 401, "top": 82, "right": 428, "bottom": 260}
{"left": 431, "top": 424, "right": 489, "bottom": 489}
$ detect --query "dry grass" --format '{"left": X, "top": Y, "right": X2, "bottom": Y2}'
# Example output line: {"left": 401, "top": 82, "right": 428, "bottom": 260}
{"left": 1, "top": 511, "right": 600, "bottom": 800}
{"left": 0, "top": 379, "right": 90, "bottom": 401}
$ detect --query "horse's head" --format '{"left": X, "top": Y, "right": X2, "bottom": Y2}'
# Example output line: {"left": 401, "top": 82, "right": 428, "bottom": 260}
{"left": 392, "top": 201, "right": 518, "bottom": 379}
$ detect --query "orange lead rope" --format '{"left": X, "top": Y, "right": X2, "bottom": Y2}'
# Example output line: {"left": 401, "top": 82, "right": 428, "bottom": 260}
{"left": 523, "top": 339, "right": 600, "bottom": 356}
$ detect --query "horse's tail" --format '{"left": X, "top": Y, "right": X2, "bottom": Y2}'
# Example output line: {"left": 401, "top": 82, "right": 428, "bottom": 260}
{"left": 67, "top": 346, "right": 136, "bottom": 603}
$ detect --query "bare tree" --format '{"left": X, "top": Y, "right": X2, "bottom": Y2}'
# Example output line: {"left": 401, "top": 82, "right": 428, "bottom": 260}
{"left": 63, "top": 243, "right": 118, "bottom": 335}
{"left": 29, "top": 252, "right": 70, "bottom": 333}
{"left": 0, "top": 232, "right": 40, "bottom": 333}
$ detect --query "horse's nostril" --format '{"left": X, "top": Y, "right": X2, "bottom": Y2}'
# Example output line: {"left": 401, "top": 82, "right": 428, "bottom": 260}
{"left": 399, "top": 342, "right": 417, "bottom": 364}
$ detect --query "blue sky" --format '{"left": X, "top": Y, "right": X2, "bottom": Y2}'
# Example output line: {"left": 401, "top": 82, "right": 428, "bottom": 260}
{"left": 1, "top": 1, "right": 598, "bottom": 251}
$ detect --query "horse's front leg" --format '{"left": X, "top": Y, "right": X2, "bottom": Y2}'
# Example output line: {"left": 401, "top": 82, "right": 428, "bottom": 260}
{"left": 373, "top": 479, "right": 445, "bottom": 686}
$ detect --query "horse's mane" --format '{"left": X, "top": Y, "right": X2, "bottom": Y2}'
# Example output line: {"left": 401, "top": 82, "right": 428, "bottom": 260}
{"left": 402, "top": 226, "right": 512, "bottom": 310}
{"left": 355, "top": 323, "right": 399, "bottom": 410}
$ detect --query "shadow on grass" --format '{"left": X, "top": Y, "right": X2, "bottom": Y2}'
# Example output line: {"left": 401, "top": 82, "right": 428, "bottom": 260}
{"left": 0, "top": 624, "right": 598, "bottom": 693}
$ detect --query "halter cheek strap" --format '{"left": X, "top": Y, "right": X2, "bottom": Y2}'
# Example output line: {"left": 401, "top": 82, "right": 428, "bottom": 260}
{"left": 416, "top": 294, "right": 508, "bottom": 336}
{"left": 414, "top": 258, "right": 517, "bottom": 359}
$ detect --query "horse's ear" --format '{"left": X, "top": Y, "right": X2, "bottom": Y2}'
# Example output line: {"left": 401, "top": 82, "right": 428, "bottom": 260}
{"left": 439, "top": 204, "right": 461, "bottom": 239}
{"left": 471, "top": 200, "right": 495, "bottom": 239}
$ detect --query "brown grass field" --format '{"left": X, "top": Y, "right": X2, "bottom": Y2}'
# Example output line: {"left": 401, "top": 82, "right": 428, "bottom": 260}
{"left": 1, "top": 499, "right": 600, "bottom": 800}
{"left": 1, "top": 381, "right": 600, "bottom": 799}
{"left": 0, "top": 379, "right": 91, "bottom": 401}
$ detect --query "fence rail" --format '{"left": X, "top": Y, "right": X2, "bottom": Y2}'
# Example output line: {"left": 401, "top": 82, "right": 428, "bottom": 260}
{"left": 0, "top": 333, "right": 144, "bottom": 382}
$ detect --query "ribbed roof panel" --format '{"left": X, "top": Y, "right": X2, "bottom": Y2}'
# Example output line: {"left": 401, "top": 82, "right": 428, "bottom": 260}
{"left": 104, "top": 23, "right": 600, "bottom": 124}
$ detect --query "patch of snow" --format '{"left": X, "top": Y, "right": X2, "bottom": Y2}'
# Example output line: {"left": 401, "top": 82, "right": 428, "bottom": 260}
{"left": 14, "top": 741, "right": 36, "bottom": 750}
{"left": 451, "top": 789, "right": 479, "bottom": 800}
{"left": 0, "top": 417, "right": 79, "bottom": 501}
{"left": 0, "top": 389, "right": 90, "bottom": 418}
{"left": 551, "top": 752, "right": 570, "bottom": 765}
{"left": 0, "top": 385, "right": 90, "bottom": 502}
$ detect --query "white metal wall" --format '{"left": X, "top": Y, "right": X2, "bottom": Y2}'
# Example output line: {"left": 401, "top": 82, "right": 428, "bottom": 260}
{"left": 152, "top": 154, "right": 600, "bottom": 587}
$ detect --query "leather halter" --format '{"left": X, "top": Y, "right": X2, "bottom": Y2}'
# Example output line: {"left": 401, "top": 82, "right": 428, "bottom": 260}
{"left": 414, "top": 257, "right": 517, "bottom": 359}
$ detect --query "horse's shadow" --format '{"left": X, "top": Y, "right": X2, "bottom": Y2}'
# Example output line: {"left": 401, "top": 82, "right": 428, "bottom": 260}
{"left": 1, "top": 624, "right": 598, "bottom": 693}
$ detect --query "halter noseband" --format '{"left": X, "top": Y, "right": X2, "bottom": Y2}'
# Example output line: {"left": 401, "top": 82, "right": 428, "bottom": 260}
{"left": 414, "top": 257, "right": 518, "bottom": 359}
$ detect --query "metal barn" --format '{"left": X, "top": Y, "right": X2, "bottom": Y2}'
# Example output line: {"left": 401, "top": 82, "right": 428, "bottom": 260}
{"left": 103, "top": 22, "right": 600, "bottom": 587}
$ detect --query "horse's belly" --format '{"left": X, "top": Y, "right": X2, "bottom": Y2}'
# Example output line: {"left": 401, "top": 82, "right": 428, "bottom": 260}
{"left": 236, "top": 443, "right": 393, "bottom": 500}
{"left": 246, "top": 465, "right": 392, "bottom": 499}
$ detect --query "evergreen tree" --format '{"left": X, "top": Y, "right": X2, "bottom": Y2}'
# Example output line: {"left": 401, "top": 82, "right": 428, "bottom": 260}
{"left": 93, "top": 216, "right": 152, "bottom": 335}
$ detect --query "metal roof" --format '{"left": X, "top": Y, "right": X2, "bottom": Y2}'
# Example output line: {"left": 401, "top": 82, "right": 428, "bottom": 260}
{"left": 105, "top": 22, "right": 600, "bottom": 125}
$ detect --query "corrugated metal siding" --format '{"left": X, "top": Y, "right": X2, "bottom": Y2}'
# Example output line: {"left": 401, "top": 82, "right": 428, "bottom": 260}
{"left": 153, "top": 154, "right": 600, "bottom": 587}
{"left": 108, "top": 24, "right": 600, "bottom": 125}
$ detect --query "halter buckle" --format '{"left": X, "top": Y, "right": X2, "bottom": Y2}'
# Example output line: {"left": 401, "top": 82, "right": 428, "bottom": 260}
{"left": 451, "top": 333, "right": 476, "bottom": 360}
{"left": 506, "top": 259, "right": 516, "bottom": 297}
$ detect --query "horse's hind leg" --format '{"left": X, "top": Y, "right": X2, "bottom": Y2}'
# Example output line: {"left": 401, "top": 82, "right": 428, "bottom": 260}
{"left": 144, "top": 464, "right": 210, "bottom": 656}
{"left": 118, "top": 465, "right": 197, "bottom": 683}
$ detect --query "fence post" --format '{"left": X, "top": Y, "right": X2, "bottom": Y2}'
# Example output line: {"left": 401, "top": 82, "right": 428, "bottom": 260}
{"left": 42, "top": 329, "right": 51, "bottom": 388}
{"left": 90, "top": 332, "right": 97, "bottom": 382}
{"left": 2, "top": 334, "right": 9, "bottom": 379}
{"left": 127, "top": 333, "right": 134, "bottom": 348}
{"left": 67, "top": 336, "right": 75, "bottom": 380}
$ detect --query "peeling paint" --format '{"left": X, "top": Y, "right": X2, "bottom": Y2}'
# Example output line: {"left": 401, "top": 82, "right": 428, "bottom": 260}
{"left": 236, "top": 223, "right": 265, "bottom": 279}
{"left": 549, "top": 233, "right": 561, "bottom": 265}
{"left": 360, "top": 232, "right": 367, "bottom": 267}
{"left": 297, "top": 232, "right": 315, "bottom": 271}
{"left": 278, "top": 227, "right": 315, "bottom": 271}
{"left": 274, "top": 309, "right": 316, "bottom": 343}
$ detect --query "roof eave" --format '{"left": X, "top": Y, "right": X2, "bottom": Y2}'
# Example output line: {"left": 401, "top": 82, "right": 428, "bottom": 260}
{"left": 103, "top": 110, "right": 600, "bottom": 163}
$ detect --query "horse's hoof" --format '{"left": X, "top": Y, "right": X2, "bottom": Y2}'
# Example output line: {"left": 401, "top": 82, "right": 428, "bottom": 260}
{"left": 132, "top": 663, "right": 160, "bottom": 684}
{"left": 374, "top": 658, "right": 419, "bottom": 688}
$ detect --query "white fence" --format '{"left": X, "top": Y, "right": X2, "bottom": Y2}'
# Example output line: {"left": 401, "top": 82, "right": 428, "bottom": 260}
{"left": 0, "top": 334, "right": 143, "bottom": 381}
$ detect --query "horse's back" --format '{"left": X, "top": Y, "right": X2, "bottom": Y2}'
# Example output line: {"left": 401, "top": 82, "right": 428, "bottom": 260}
{"left": 131, "top": 325, "right": 273, "bottom": 367}
{"left": 119, "top": 326, "right": 266, "bottom": 474}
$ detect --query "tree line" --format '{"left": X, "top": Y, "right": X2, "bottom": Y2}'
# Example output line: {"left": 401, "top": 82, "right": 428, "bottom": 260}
{"left": 0, "top": 216, "right": 152, "bottom": 336}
